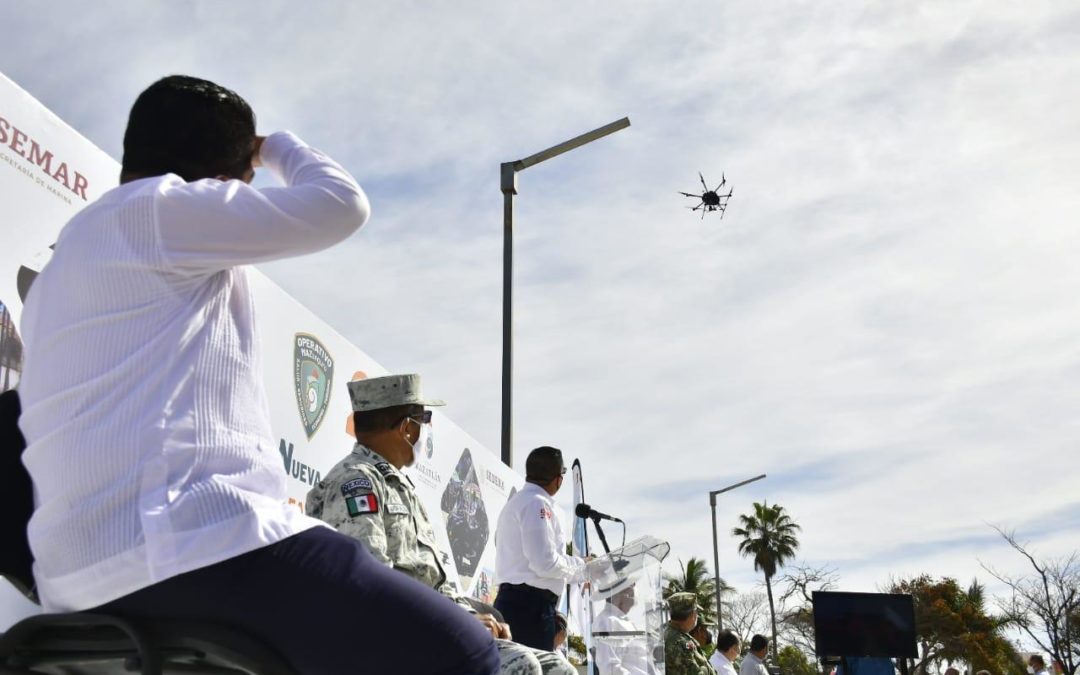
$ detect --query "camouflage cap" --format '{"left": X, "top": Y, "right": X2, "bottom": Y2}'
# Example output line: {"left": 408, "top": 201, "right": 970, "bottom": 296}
{"left": 695, "top": 608, "right": 716, "bottom": 627}
{"left": 347, "top": 374, "right": 446, "bottom": 412}
{"left": 667, "top": 592, "right": 698, "bottom": 616}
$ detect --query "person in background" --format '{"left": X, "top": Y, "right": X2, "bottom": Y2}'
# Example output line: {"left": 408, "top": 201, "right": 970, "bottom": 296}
{"left": 306, "top": 374, "right": 573, "bottom": 675}
{"left": 494, "top": 446, "right": 592, "bottom": 651}
{"left": 16, "top": 74, "right": 497, "bottom": 675}
{"left": 1053, "top": 660, "right": 1069, "bottom": 675}
{"left": 593, "top": 579, "right": 649, "bottom": 675}
{"left": 708, "top": 629, "right": 739, "bottom": 675}
{"left": 665, "top": 592, "right": 717, "bottom": 675}
{"left": 1030, "top": 656, "right": 1051, "bottom": 675}
{"left": 739, "top": 635, "right": 769, "bottom": 675}
{"left": 689, "top": 614, "right": 713, "bottom": 650}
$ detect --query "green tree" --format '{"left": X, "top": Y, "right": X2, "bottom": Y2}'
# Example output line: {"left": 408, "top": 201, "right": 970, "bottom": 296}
{"left": 733, "top": 501, "right": 801, "bottom": 662}
{"left": 890, "top": 575, "right": 1025, "bottom": 675}
{"left": 664, "top": 557, "right": 731, "bottom": 626}
{"left": 778, "top": 645, "right": 818, "bottom": 675}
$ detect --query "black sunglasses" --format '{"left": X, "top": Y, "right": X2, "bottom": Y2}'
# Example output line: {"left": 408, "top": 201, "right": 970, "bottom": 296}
{"left": 404, "top": 410, "right": 433, "bottom": 425}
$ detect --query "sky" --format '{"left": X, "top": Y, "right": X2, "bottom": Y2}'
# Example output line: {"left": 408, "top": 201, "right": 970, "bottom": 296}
{"left": 2, "top": 0, "right": 1079, "bottom": 643}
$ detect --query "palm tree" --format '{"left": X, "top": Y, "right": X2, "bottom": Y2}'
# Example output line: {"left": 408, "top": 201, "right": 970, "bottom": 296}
{"left": 733, "top": 501, "right": 801, "bottom": 662}
{"left": 663, "top": 557, "right": 732, "bottom": 626}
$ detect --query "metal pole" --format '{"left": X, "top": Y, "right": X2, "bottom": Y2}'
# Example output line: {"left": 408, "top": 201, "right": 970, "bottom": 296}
{"left": 708, "top": 473, "right": 767, "bottom": 630}
{"left": 500, "top": 164, "right": 517, "bottom": 468}
{"left": 497, "top": 118, "right": 628, "bottom": 468}
{"left": 711, "top": 492, "right": 723, "bottom": 629}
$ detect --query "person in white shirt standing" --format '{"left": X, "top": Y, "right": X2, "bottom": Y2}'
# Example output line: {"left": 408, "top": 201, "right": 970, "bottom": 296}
{"left": 709, "top": 629, "right": 740, "bottom": 675}
{"left": 739, "top": 635, "right": 770, "bottom": 675}
{"left": 18, "top": 75, "right": 498, "bottom": 675}
{"left": 494, "top": 446, "right": 590, "bottom": 651}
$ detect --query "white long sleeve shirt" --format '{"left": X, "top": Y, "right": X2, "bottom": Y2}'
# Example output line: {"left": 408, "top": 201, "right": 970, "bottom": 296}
{"left": 740, "top": 652, "right": 770, "bottom": 675}
{"left": 18, "top": 131, "right": 369, "bottom": 612}
{"left": 493, "top": 482, "right": 587, "bottom": 596}
{"left": 711, "top": 651, "right": 739, "bottom": 675}
{"left": 593, "top": 603, "right": 649, "bottom": 675}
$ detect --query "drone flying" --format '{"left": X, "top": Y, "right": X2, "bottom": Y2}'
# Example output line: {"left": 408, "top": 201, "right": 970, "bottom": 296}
{"left": 680, "top": 172, "right": 733, "bottom": 219}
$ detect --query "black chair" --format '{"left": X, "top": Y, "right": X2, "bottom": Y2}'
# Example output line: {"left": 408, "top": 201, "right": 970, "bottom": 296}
{"left": 0, "top": 390, "right": 297, "bottom": 675}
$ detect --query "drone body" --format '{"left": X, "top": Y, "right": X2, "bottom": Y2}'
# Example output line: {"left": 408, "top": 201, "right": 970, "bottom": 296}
{"left": 680, "top": 172, "right": 733, "bottom": 219}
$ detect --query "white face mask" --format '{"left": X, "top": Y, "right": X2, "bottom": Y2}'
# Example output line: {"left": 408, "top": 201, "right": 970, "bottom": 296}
{"left": 410, "top": 421, "right": 431, "bottom": 465}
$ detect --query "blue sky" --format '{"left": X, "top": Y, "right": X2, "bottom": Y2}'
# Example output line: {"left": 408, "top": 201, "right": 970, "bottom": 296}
{"left": 2, "top": 0, "right": 1079, "bottom": 640}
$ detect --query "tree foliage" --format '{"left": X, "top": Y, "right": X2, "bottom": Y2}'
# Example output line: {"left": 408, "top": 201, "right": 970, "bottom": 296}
{"left": 778, "top": 644, "right": 819, "bottom": 675}
{"left": 889, "top": 575, "right": 1024, "bottom": 675}
{"left": 982, "top": 527, "right": 1080, "bottom": 675}
{"left": 664, "top": 557, "right": 731, "bottom": 627}
{"left": 733, "top": 501, "right": 801, "bottom": 662}
{"left": 778, "top": 564, "right": 840, "bottom": 657}
{"left": 724, "top": 591, "right": 771, "bottom": 652}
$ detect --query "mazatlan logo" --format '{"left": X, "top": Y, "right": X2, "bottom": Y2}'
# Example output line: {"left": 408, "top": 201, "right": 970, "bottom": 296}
{"left": 294, "top": 333, "right": 334, "bottom": 439}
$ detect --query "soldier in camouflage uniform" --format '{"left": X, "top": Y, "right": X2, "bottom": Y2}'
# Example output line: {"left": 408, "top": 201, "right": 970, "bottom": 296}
{"left": 306, "top": 374, "right": 574, "bottom": 675}
{"left": 664, "top": 593, "right": 717, "bottom": 675}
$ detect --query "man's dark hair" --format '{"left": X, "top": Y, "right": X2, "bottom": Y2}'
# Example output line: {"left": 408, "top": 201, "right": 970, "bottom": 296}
{"left": 716, "top": 629, "right": 739, "bottom": 653}
{"left": 1030, "top": 657, "right": 1046, "bottom": 669}
{"left": 122, "top": 75, "right": 256, "bottom": 182}
{"left": 525, "top": 446, "right": 564, "bottom": 483}
{"left": 750, "top": 634, "right": 769, "bottom": 653}
{"left": 353, "top": 404, "right": 420, "bottom": 434}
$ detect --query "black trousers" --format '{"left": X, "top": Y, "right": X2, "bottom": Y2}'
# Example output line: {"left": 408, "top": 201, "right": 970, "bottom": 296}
{"left": 492, "top": 583, "right": 558, "bottom": 652}
{"left": 94, "top": 527, "right": 500, "bottom": 675}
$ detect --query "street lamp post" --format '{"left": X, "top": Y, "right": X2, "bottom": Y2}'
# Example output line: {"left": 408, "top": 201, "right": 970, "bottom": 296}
{"left": 499, "top": 117, "right": 631, "bottom": 468}
{"left": 709, "top": 473, "right": 767, "bottom": 628}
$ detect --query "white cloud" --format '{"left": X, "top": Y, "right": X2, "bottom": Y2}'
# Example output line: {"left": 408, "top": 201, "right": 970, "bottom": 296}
{"left": 2, "top": 0, "right": 1079, "bottom": 643}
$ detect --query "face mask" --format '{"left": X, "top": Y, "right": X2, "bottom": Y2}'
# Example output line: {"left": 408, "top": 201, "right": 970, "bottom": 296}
{"left": 410, "top": 422, "right": 431, "bottom": 465}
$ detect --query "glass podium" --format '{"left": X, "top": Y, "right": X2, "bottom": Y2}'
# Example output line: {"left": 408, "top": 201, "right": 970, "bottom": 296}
{"left": 586, "top": 535, "right": 671, "bottom": 675}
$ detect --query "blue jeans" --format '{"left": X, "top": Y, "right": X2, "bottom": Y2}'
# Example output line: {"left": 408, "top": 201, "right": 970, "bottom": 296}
{"left": 94, "top": 527, "right": 500, "bottom": 675}
{"left": 493, "top": 583, "right": 558, "bottom": 652}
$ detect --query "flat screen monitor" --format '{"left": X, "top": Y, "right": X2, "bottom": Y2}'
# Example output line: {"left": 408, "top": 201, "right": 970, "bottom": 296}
{"left": 812, "top": 591, "right": 918, "bottom": 658}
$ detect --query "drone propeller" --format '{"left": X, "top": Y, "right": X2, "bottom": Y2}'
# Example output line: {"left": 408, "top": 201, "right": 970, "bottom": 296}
{"left": 713, "top": 173, "right": 726, "bottom": 192}
{"left": 679, "top": 191, "right": 701, "bottom": 199}
{"left": 699, "top": 172, "right": 710, "bottom": 192}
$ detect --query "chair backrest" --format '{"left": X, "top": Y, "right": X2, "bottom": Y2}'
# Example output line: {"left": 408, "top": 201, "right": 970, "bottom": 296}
{"left": 0, "top": 389, "right": 37, "bottom": 603}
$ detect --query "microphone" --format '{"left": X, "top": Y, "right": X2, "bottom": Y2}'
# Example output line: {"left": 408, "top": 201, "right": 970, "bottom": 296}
{"left": 575, "top": 502, "right": 622, "bottom": 523}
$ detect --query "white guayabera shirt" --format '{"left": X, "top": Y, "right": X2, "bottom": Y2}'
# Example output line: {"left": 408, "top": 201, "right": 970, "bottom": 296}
{"left": 494, "top": 482, "right": 588, "bottom": 596}
{"left": 711, "top": 651, "right": 739, "bottom": 675}
{"left": 19, "top": 131, "right": 369, "bottom": 612}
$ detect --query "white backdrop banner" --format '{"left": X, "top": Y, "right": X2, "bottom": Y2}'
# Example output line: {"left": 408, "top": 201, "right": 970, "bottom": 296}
{"left": 0, "top": 71, "right": 521, "bottom": 605}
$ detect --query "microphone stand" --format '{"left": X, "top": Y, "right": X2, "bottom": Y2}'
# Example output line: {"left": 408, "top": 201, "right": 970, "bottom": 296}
{"left": 591, "top": 515, "right": 612, "bottom": 554}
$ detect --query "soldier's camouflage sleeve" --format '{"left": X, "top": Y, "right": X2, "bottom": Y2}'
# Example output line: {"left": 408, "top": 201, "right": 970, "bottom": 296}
{"left": 532, "top": 648, "right": 576, "bottom": 675}
{"left": 665, "top": 627, "right": 716, "bottom": 675}
{"left": 494, "top": 639, "right": 576, "bottom": 675}
{"left": 307, "top": 465, "right": 393, "bottom": 566}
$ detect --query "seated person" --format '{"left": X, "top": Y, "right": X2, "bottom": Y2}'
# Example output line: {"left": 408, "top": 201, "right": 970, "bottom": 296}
{"left": 307, "top": 374, "right": 574, "bottom": 675}
{"left": 15, "top": 75, "right": 497, "bottom": 675}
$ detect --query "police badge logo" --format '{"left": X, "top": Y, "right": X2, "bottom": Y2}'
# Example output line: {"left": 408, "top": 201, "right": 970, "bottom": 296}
{"left": 293, "top": 333, "right": 334, "bottom": 439}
